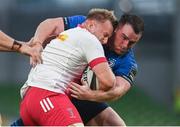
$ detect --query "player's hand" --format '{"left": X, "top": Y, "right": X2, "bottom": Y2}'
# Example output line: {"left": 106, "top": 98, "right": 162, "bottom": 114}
{"left": 19, "top": 43, "right": 43, "bottom": 67}
{"left": 68, "top": 81, "right": 94, "bottom": 100}
{"left": 30, "top": 43, "right": 43, "bottom": 67}
{"left": 27, "top": 38, "right": 43, "bottom": 67}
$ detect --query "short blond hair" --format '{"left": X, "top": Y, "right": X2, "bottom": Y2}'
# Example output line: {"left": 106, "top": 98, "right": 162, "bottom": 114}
{"left": 87, "top": 8, "right": 117, "bottom": 29}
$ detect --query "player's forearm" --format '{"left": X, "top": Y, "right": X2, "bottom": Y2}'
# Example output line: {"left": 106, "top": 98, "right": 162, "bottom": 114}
{"left": 87, "top": 89, "right": 115, "bottom": 102}
{"left": 88, "top": 87, "right": 126, "bottom": 102}
{"left": 87, "top": 77, "right": 131, "bottom": 102}
{"left": 0, "top": 46, "right": 12, "bottom": 51}
{"left": 33, "top": 18, "right": 64, "bottom": 45}
{"left": 0, "top": 31, "right": 29, "bottom": 53}
{"left": 0, "top": 40, "right": 26, "bottom": 53}
{"left": 0, "top": 30, "right": 14, "bottom": 50}
{"left": 88, "top": 86, "right": 123, "bottom": 102}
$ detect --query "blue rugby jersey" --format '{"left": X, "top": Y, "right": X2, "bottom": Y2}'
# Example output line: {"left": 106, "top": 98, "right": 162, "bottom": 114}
{"left": 63, "top": 15, "right": 137, "bottom": 85}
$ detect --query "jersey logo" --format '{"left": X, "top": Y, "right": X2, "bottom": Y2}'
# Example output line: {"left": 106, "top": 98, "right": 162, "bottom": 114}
{"left": 67, "top": 108, "right": 76, "bottom": 118}
{"left": 40, "top": 97, "right": 54, "bottom": 113}
{"left": 57, "top": 34, "right": 68, "bottom": 41}
{"left": 108, "top": 58, "right": 116, "bottom": 68}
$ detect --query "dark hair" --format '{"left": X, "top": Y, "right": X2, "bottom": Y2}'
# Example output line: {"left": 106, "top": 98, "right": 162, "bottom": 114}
{"left": 118, "top": 14, "right": 144, "bottom": 34}
{"left": 87, "top": 8, "right": 117, "bottom": 29}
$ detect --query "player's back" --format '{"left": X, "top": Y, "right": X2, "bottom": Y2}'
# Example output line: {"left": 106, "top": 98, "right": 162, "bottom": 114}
{"left": 42, "top": 27, "right": 89, "bottom": 79}
{"left": 22, "top": 27, "right": 105, "bottom": 96}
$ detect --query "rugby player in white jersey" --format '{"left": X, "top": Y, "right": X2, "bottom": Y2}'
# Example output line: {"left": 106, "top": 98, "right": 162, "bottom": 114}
{"left": 19, "top": 8, "right": 117, "bottom": 126}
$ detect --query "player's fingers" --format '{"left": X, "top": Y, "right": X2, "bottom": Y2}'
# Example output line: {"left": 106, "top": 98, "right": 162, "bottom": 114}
{"left": 39, "top": 55, "right": 43, "bottom": 64}
{"left": 36, "top": 55, "right": 42, "bottom": 64}
{"left": 69, "top": 88, "right": 79, "bottom": 95}
{"left": 70, "top": 82, "right": 81, "bottom": 89}
{"left": 32, "top": 50, "right": 42, "bottom": 66}
{"left": 30, "top": 56, "right": 37, "bottom": 68}
{"left": 32, "top": 62, "right": 36, "bottom": 68}
{"left": 35, "top": 48, "right": 43, "bottom": 64}
{"left": 39, "top": 53, "right": 43, "bottom": 64}
{"left": 33, "top": 50, "right": 42, "bottom": 64}
{"left": 70, "top": 94, "right": 79, "bottom": 99}
{"left": 30, "top": 57, "right": 36, "bottom": 67}
{"left": 69, "top": 83, "right": 80, "bottom": 91}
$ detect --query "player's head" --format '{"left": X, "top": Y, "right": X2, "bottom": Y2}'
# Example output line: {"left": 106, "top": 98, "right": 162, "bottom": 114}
{"left": 84, "top": 8, "right": 117, "bottom": 44}
{"left": 109, "top": 14, "right": 144, "bottom": 55}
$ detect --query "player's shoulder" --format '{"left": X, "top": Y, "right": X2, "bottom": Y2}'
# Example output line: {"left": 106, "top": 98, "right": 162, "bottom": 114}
{"left": 124, "top": 49, "right": 135, "bottom": 58}
{"left": 109, "top": 48, "right": 138, "bottom": 74}
{"left": 74, "top": 27, "right": 100, "bottom": 43}
{"left": 55, "top": 27, "right": 84, "bottom": 43}
{"left": 121, "top": 49, "right": 137, "bottom": 65}
{"left": 106, "top": 48, "right": 137, "bottom": 66}
{"left": 63, "top": 27, "right": 101, "bottom": 48}
{"left": 64, "top": 27, "right": 94, "bottom": 39}
{"left": 62, "top": 27, "right": 85, "bottom": 36}
{"left": 114, "top": 50, "right": 138, "bottom": 85}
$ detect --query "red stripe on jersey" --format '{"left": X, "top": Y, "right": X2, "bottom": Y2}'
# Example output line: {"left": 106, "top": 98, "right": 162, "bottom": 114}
{"left": 89, "top": 57, "right": 107, "bottom": 69}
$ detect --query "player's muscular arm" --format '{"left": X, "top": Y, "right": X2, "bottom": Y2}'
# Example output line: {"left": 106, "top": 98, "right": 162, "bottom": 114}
{"left": 33, "top": 17, "right": 64, "bottom": 45}
{"left": 90, "top": 76, "right": 131, "bottom": 102}
{"left": 69, "top": 76, "right": 131, "bottom": 102}
{"left": 28, "top": 18, "right": 64, "bottom": 66}
{"left": 92, "top": 62, "right": 116, "bottom": 91}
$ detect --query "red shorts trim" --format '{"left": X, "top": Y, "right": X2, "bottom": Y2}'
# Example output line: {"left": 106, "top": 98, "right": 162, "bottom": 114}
{"left": 20, "top": 87, "right": 82, "bottom": 126}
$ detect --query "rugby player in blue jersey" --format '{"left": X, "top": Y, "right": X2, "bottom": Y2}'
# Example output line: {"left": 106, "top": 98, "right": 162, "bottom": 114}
{"left": 12, "top": 13, "right": 144, "bottom": 126}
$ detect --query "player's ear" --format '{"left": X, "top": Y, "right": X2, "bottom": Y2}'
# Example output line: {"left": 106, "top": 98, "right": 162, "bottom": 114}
{"left": 88, "top": 20, "right": 96, "bottom": 33}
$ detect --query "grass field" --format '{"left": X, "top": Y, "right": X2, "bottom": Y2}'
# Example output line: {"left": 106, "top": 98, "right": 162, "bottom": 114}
{"left": 0, "top": 84, "right": 180, "bottom": 126}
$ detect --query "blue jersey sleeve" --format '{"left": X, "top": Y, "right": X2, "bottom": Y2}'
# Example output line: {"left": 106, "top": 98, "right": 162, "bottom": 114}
{"left": 105, "top": 48, "right": 138, "bottom": 85}
{"left": 63, "top": 15, "right": 86, "bottom": 30}
{"left": 114, "top": 49, "right": 137, "bottom": 85}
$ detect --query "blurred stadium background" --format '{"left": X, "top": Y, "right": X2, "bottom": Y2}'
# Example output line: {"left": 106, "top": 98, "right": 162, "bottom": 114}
{"left": 0, "top": 0, "right": 180, "bottom": 125}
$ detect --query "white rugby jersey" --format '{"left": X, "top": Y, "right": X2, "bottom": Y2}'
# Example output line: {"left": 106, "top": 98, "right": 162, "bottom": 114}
{"left": 21, "top": 27, "right": 107, "bottom": 98}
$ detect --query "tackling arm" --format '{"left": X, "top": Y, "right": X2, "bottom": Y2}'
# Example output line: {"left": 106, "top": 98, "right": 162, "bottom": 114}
{"left": 90, "top": 76, "right": 131, "bottom": 102}
{"left": 69, "top": 76, "right": 131, "bottom": 102}
{"left": 1, "top": 17, "right": 65, "bottom": 49}
{"left": 27, "top": 18, "right": 64, "bottom": 66}
{"left": 32, "top": 15, "right": 86, "bottom": 45}
{"left": 33, "top": 17, "right": 64, "bottom": 45}
{"left": 29, "top": 15, "right": 86, "bottom": 66}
